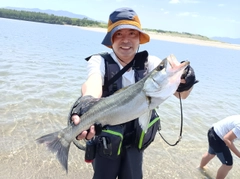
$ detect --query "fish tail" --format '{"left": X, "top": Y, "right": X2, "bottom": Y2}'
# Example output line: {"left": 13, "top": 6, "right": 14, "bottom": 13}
{"left": 36, "top": 130, "right": 70, "bottom": 172}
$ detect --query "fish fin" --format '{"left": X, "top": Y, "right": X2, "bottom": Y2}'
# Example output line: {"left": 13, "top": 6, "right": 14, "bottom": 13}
{"left": 138, "top": 110, "right": 152, "bottom": 133}
{"left": 36, "top": 130, "right": 70, "bottom": 173}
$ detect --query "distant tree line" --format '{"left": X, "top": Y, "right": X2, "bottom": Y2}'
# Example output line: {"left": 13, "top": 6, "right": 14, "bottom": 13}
{"left": 0, "top": 8, "right": 107, "bottom": 27}
{"left": 0, "top": 8, "right": 210, "bottom": 40}
{"left": 143, "top": 28, "right": 210, "bottom": 40}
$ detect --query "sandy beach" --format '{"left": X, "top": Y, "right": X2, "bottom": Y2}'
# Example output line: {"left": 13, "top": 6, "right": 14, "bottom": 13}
{"left": 78, "top": 26, "right": 240, "bottom": 50}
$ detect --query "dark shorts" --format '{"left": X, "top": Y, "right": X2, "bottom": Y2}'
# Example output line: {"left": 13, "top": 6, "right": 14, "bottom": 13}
{"left": 207, "top": 127, "right": 233, "bottom": 166}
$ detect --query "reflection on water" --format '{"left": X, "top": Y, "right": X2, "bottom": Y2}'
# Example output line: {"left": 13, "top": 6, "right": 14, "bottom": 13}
{"left": 0, "top": 18, "right": 240, "bottom": 178}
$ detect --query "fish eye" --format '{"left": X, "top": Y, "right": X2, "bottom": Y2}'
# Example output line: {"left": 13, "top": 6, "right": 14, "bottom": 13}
{"left": 156, "top": 63, "right": 164, "bottom": 71}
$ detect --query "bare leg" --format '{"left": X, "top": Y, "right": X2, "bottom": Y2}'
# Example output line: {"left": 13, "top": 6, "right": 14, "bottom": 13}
{"left": 216, "top": 164, "right": 232, "bottom": 179}
{"left": 199, "top": 152, "right": 215, "bottom": 169}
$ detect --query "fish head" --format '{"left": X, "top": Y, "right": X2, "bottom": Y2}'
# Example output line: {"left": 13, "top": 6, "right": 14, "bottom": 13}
{"left": 143, "top": 54, "right": 190, "bottom": 106}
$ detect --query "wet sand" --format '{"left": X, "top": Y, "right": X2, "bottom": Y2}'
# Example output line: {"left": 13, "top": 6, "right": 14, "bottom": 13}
{"left": 78, "top": 26, "right": 240, "bottom": 50}
{"left": 1, "top": 135, "right": 239, "bottom": 179}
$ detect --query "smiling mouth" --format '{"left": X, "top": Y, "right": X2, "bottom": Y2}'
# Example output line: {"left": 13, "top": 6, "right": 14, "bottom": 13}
{"left": 121, "top": 46, "right": 131, "bottom": 50}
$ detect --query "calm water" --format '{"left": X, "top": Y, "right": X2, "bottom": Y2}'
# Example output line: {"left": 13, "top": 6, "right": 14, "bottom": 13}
{"left": 0, "top": 18, "right": 240, "bottom": 179}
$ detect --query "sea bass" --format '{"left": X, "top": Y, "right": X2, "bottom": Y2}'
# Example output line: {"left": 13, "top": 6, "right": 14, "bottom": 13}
{"left": 36, "top": 54, "right": 189, "bottom": 172}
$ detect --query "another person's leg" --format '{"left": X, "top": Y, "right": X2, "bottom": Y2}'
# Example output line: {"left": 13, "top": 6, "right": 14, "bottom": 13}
{"left": 215, "top": 147, "right": 233, "bottom": 179}
{"left": 216, "top": 164, "right": 232, "bottom": 179}
{"left": 199, "top": 127, "right": 216, "bottom": 169}
{"left": 199, "top": 150, "right": 215, "bottom": 169}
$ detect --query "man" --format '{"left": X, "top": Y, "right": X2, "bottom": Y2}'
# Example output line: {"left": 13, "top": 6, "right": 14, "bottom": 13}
{"left": 199, "top": 115, "right": 240, "bottom": 179}
{"left": 71, "top": 7, "right": 198, "bottom": 179}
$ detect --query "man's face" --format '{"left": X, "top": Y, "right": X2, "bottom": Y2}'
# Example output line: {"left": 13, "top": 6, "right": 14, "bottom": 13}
{"left": 112, "top": 29, "right": 140, "bottom": 61}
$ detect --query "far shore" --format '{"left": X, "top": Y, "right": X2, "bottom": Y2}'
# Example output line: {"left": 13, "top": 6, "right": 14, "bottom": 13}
{"left": 78, "top": 26, "right": 240, "bottom": 50}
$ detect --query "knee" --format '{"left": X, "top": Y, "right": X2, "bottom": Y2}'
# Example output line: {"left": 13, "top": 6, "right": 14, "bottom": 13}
{"left": 228, "top": 165, "right": 233, "bottom": 170}
{"left": 224, "top": 164, "right": 233, "bottom": 171}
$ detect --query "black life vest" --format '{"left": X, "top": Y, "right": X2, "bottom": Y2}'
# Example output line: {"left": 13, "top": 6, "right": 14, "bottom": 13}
{"left": 100, "top": 51, "right": 148, "bottom": 97}
{"left": 86, "top": 51, "right": 160, "bottom": 151}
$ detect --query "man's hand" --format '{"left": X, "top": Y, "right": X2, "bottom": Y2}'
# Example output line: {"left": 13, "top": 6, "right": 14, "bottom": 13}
{"left": 71, "top": 114, "right": 96, "bottom": 140}
{"left": 177, "top": 64, "right": 198, "bottom": 92}
{"left": 70, "top": 95, "right": 100, "bottom": 140}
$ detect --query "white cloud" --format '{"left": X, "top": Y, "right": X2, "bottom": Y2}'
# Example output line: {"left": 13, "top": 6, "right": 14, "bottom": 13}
{"left": 208, "top": 16, "right": 217, "bottom": 20}
{"left": 178, "top": 12, "right": 190, "bottom": 16}
{"left": 169, "top": 0, "right": 199, "bottom": 4}
{"left": 225, "top": 19, "right": 240, "bottom": 24}
{"left": 160, "top": 8, "right": 169, "bottom": 14}
{"left": 218, "top": 4, "right": 225, "bottom": 7}
{"left": 204, "top": 16, "right": 239, "bottom": 24}
{"left": 177, "top": 12, "right": 198, "bottom": 17}
{"left": 169, "top": 0, "right": 180, "bottom": 4}
{"left": 182, "top": 0, "right": 200, "bottom": 3}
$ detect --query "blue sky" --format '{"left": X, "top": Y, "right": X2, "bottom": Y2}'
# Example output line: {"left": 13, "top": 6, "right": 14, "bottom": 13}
{"left": 1, "top": 0, "right": 240, "bottom": 38}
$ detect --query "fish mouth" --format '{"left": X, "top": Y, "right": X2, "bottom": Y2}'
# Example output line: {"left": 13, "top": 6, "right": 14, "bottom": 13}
{"left": 150, "top": 77, "right": 161, "bottom": 90}
{"left": 152, "top": 77, "right": 160, "bottom": 87}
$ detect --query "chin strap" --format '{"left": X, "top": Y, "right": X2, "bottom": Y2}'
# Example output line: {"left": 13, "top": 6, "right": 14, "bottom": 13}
{"left": 158, "top": 92, "right": 183, "bottom": 146}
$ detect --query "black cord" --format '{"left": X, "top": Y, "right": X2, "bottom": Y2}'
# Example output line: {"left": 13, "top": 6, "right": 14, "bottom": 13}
{"left": 158, "top": 92, "right": 183, "bottom": 146}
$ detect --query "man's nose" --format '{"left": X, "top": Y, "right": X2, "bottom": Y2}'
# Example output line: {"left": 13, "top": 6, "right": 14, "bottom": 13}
{"left": 122, "top": 35, "right": 129, "bottom": 43}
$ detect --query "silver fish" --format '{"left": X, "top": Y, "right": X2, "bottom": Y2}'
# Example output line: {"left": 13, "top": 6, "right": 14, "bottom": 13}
{"left": 36, "top": 54, "right": 189, "bottom": 172}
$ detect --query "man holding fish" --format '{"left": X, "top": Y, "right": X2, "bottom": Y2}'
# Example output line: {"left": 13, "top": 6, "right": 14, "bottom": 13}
{"left": 37, "top": 7, "right": 198, "bottom": 178}
{"left": 70, "top": 7, "right": 198, "bottom": 179}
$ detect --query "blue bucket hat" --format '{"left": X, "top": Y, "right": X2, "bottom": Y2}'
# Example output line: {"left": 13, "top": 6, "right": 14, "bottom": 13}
{"left": 102, "top": 7, "right": 150, "bottom": 48}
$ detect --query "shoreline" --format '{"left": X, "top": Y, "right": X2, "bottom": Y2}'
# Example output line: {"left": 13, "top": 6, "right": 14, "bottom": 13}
{"left": 78, "top": 26, "right": 240, "bottom": 50}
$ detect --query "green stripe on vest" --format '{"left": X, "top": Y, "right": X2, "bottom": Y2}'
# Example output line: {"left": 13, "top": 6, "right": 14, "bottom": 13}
{"left": 102, "top": 129, "right": 124, "bottom": 155}
{"left": 138, "top": 117, "right": 160, "bottom": 149}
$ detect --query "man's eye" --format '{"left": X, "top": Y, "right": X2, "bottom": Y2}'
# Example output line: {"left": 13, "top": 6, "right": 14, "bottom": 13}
{"left": 116, "top": 32, "right": 122, "bottom": 36}
{"left": 130, "top": 31, "right": 138, "bottom": 36}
